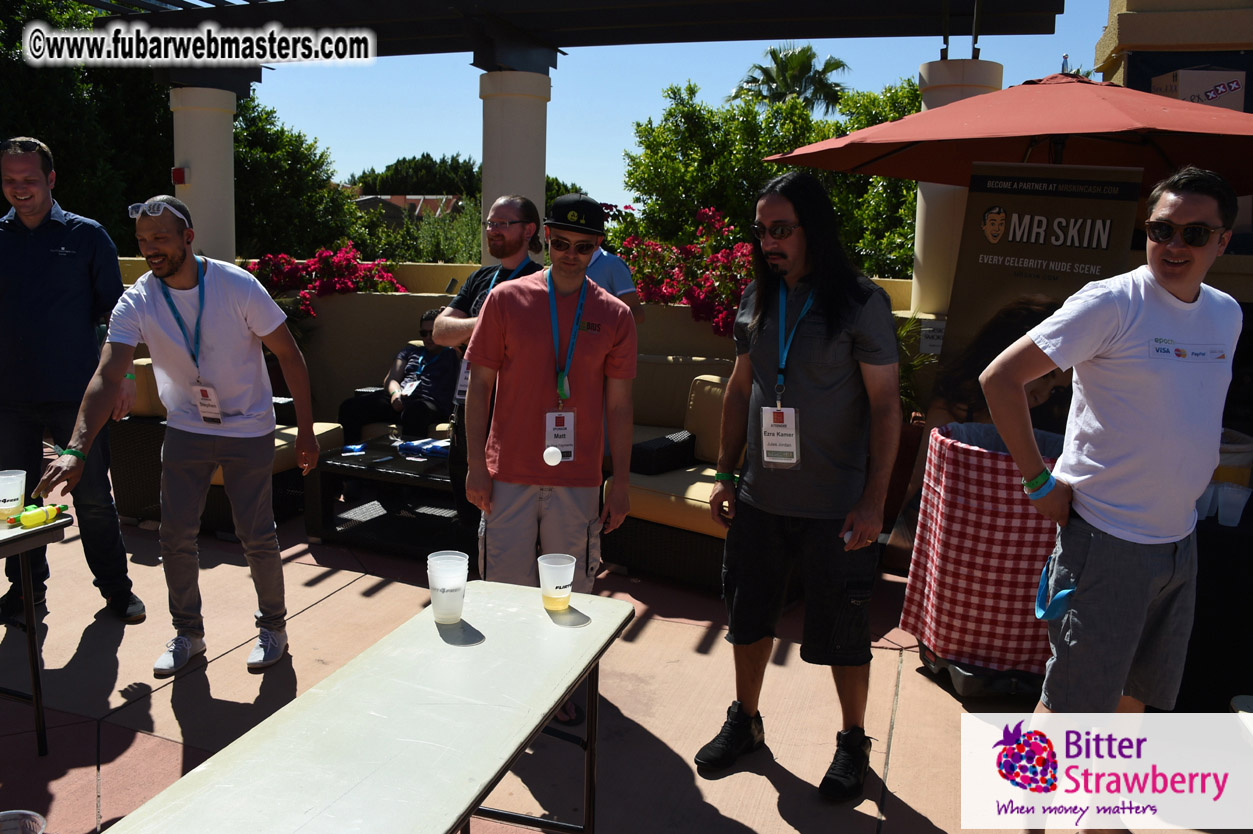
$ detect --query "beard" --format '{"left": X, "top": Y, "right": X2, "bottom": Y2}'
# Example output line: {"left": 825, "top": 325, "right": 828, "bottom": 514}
{"left": 488, "top": 234, "right": 524, "bottom": 259}
{"left": 149, "top": 246, "right": 187, "bottom": 279}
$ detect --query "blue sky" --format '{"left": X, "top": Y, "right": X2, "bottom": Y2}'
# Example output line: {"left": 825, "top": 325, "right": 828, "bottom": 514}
{"left": 252, "top": 4, "right": 1110, "bottom": 210}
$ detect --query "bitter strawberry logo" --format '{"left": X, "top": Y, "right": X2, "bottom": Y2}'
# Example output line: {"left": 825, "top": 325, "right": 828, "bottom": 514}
{"left": 994, "top": 721, "right": 1058, "bottom": 793}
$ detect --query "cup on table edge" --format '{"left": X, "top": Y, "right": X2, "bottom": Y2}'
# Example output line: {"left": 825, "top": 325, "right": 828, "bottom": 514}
{"left": 427, "top": 550, "right": 469, "bottom": 624}
{"left": 0, "top": 810, "right": 47, "bottom": 834}
{"left": 0, "top": 469, "right": 25, "bottom": 523}
{"left": 1216, "top": 483, "right": 1252, "bottom": 528}
{"left": 537, "top": 553, "right": 577, "bottom": 612}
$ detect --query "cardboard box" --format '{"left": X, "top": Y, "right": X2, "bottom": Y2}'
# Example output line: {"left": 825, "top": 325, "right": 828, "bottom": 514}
{"left": 1151, "top": 68, "right": 1245, "bottom": 112}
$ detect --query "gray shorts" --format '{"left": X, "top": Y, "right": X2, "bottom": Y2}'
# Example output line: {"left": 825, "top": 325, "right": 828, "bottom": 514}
{"left": 1041, "top": 513, "right": 1197, "bottom": 712}
{"left": 478, "top": 481, "right": 602, "bottom": 592}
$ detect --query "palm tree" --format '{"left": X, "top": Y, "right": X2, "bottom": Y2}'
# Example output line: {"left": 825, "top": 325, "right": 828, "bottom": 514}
{"left": 728, "top": 43, "right": 850, "bottom": 115}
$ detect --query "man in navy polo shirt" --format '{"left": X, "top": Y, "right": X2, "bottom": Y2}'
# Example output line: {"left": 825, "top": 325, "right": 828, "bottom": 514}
{"left": 0, "top": 136, "right": 144, "bottom": 623}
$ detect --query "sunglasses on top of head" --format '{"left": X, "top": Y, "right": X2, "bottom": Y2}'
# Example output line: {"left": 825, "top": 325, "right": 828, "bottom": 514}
{"left": 1144, "top": 220, "right": 1226, "bottom": 247}
{"left": 548, "top": 237, "right": 597, "bottom": 255}
{"left": 128, "top": 201, "right": 189, "bottom": 226}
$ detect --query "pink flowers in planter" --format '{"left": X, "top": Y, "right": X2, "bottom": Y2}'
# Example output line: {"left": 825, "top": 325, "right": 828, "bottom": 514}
{"left": 248, "top": 242, "right": 406, "bottom": 321}
{"left": 620, "top": 208, "right": 753, "bottom": 337}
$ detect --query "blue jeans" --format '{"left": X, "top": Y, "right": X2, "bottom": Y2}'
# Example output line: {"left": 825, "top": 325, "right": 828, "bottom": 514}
{"left": 0, "top": 401, "right": 132, "bottom": 599}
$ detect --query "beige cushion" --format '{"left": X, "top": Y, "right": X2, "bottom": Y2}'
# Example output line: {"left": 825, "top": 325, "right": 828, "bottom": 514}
{"left": 131, "top": 358, "right": 166, "bottom": 418}
{"left": 209, "top": 422, "right": 343, "bottom": 486}
{"left": 684, "top": 375, "right": 730, "bottom": 465}
{"left": 610, "top": 467, "right": 728, "bottom": 540}
{"left": 633, "top": 355, "right": 733, "bottom": 428}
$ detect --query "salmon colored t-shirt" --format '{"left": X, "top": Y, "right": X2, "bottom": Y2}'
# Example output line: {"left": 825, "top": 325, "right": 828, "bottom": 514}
{"left": 465, "top": 271, "right": 637, "bottom": 487}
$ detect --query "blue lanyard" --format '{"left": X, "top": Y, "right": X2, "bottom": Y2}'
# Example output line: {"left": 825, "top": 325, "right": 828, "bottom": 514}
{"left": 158, "top": 256, "right": 205, "bottom": 371}
{"left": 547, "top": 269, "right": 588, "bottom": 404}
{"left": 487, "top": 258, "right": 532, "bottom": 294}
{"left": 776, "top": 282, "right": 814, "bottom": 406}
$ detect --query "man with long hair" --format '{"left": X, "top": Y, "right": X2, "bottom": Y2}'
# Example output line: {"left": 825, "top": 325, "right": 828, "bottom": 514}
{"left": 697, "top": 171, "right": 901, "bottom": 803}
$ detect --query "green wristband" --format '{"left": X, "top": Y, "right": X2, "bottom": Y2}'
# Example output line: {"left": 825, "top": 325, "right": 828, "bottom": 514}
{"left": 714, "top": 472, "right": 737, "bottom": 483}
{"left": 61, "top": 448, "right": 87, "bottom": 461}
{"left": 123, "top": 372, "right": 136, "bottom": 380}
{"left": 1022, "top": 469, "right": 1051, "bottom": 491}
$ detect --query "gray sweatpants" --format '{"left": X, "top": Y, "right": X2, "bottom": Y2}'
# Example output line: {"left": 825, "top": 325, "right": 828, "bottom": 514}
{"left": 160, "top": 426, "right": 287, "bottom": 638}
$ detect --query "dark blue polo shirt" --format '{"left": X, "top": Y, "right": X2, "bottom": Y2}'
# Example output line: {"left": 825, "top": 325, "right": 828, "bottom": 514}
{"left": 0, "top": 201, "right": 123, "bottom": 403}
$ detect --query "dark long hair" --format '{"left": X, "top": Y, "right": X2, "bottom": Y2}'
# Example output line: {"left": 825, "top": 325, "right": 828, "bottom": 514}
{"left": 749, "top": 170, "right": 869, "bottom": 337}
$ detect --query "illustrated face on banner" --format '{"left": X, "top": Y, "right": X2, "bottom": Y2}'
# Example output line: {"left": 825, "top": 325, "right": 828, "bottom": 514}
{"left": 982, "top": 206, "right": 1007, "bottom": 245}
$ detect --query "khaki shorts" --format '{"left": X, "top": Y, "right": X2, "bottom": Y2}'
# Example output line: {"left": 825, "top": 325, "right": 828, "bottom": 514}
{"left": 1041, "top": 513, "right": 1197, "bottom": 712}
{"left": 478, "top": 481, "right": 602, "bottom": 592}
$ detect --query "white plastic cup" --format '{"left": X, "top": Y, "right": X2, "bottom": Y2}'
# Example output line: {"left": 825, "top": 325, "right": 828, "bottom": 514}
{"left": 427, "top": 551, "right": 469, "bottom": 624}
{"left": 0, "top": 810, "right": 47, "bottom": 834}
{"left": 537, "top": 553, "right": 577, "bottom": 612}
{"left": 1196, "top": 482, "right": 1218, "bottom": 520}
{"left": 1216, "top": 483, "right": 1252, "bottom": 528}
{"left": 0, "top": 470, "right": 26, "bottom": 522}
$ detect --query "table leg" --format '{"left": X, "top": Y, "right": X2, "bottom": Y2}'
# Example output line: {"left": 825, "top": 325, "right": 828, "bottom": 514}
{"left": 20, "top": 552, "right": 48, "bottom": 756}
{"left": 304, "top": 467, "right": 337, "bottom": 539}
{"left": 583, "top": 663, "right": 599, "bottom": 834}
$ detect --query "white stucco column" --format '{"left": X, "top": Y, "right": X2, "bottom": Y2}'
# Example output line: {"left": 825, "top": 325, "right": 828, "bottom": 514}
{"left": 479, "top": 71, "right": 550, "bottom": 263}
{"left": 912, "top": 59, "right": 1003, "bottom": 315}
{"left": 169, "top": 87, "right": 236, "bottom": 260}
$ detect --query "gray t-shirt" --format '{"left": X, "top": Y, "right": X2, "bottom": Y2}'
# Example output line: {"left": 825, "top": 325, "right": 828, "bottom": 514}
{"left": 733, "top": 276, "right": 898, "bottom": 519}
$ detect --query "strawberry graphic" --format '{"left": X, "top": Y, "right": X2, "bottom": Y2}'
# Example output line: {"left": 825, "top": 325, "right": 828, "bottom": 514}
{"left": 993, "top": 721, "right": 1058, "bottom": 793}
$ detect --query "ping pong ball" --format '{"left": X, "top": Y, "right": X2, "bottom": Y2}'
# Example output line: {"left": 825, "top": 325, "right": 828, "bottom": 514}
{"left": 543, "top": 446, "right": 562, "bottom": 466}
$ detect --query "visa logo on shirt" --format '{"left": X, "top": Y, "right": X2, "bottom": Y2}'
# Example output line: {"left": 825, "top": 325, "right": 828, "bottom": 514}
{"left": 1147, "top": 340, "right": 1226, "bottom": 361}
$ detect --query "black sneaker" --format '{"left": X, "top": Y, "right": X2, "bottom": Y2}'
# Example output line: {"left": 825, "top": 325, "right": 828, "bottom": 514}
{"left": 819, "top": 726, "right": 872, "bottom": 801}
{"left": 694, "top": 700, "right": 765, "bottom": 770}
{"left": 106, "top": 592, "right": 147, "bottom": 624}
{"left": 0, "top": 585, "right": 46, "bottom": 618}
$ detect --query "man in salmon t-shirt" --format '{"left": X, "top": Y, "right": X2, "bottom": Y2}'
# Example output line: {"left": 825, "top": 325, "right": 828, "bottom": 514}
{"left": 463, "top": 193, "right": 636, "bottom": 595}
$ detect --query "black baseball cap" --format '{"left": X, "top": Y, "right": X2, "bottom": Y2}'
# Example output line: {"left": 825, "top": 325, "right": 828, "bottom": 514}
{"left": 545, "top": 193, "right": 605, "bottom": 236}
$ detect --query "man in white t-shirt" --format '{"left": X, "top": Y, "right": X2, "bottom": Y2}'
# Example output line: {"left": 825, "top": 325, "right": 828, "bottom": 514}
{"left": 981, "top": 167, "right": 1242, "bottom": 721}
{"left": 36, "top": 195, "right": 320, "bottom": 677}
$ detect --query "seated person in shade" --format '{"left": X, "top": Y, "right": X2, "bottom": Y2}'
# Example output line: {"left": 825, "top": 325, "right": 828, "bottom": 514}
{"left": 887, "top": 296, "right": 1072, "bottom": 564}
{"left": 337, "top": 306, "right": 459, "bottom": 443}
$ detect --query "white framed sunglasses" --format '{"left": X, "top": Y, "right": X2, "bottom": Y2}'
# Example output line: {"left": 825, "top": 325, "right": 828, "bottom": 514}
{"left": 128, "top": 202, "right": 189, "bottom": 226}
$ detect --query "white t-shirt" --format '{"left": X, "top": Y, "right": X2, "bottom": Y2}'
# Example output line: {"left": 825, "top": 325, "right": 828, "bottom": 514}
{"left": 1029, "top": 265, "right": 1242, "bottom": 544}
{"left": 108, "top": 258, "right": 287, "bottom": 438}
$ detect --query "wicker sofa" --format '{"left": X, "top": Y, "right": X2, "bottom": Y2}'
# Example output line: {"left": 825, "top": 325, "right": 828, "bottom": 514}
{"left": 110, "top": 358, "right": 343, "bottom": 533}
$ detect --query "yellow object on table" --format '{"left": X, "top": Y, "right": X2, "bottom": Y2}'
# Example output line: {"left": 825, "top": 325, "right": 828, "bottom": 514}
{"left": 6, "top": 504, "right": 69, "bottom": 529}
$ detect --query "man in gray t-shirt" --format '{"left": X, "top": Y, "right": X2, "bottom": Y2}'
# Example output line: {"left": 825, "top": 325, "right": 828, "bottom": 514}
{"left": 694, "top": 172, "right": 900, "bottom": 805}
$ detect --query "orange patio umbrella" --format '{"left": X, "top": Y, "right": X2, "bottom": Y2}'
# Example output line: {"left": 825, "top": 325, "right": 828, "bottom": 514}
{"left": 770, "top": 74, "right": 1253, "bottom": 194}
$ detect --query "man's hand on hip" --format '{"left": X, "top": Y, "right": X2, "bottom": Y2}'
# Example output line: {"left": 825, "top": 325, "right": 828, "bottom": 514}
{"left": 1031, "top": 478, "right": 1073, "bottom": 527}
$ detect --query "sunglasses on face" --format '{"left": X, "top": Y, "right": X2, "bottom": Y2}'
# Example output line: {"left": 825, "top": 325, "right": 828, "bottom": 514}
{"left": 548, "top": 237, "right": 597, "bottom": 255}
{"left": 128, "top": 201, "right": 189, "bottom": 226}
{"left": 482, "top": 220, "right": 525, "bottom": 231}
{"left": 750, "top": 222, "right": 802, "bottom": 241}
{"left": 1144, "top": 219, "right": 1226, "bottom": 247}
{"left": 420, "top": 329, "right": 434, "bottom": 338}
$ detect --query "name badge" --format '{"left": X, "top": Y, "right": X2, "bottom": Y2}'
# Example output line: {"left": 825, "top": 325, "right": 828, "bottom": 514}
{"left": 455, "top": 361, "right": 471, "bottom": 402}
{"left": 545, "top": 410, "right": 576, "bottom": 462}
{"left": 193, "top": 383, "right": 223, "bottom": 424}
{"left": 401, "top": 379, "right": 420, "bottom": 398}
{"left": 760, "top": 406, "right": 800, "bottom": 469}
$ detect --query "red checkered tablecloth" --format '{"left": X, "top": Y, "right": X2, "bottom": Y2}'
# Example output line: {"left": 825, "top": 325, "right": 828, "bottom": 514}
{"left": 899, "top": 426, "right": 1056, "bottom": 675}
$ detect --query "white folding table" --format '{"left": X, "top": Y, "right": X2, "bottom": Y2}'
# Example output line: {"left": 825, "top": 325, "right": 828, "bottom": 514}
{"left": 105, "top": 580, "right": 635, "bottom": 833}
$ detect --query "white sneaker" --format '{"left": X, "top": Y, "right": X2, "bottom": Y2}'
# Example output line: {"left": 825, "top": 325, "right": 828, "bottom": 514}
{"left": 154, "top": 634, "right": 206, "bottom": 676}
{"left": 246, "top": 627, "right": 288, "bottom": 669}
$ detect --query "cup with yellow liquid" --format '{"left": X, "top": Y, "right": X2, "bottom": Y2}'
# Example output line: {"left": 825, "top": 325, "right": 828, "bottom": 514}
{"left": 537, "top": 553, "right": 577, "bottom": 611}
{"left": 0, "top": 470, "right": 26, "bottom": 523}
